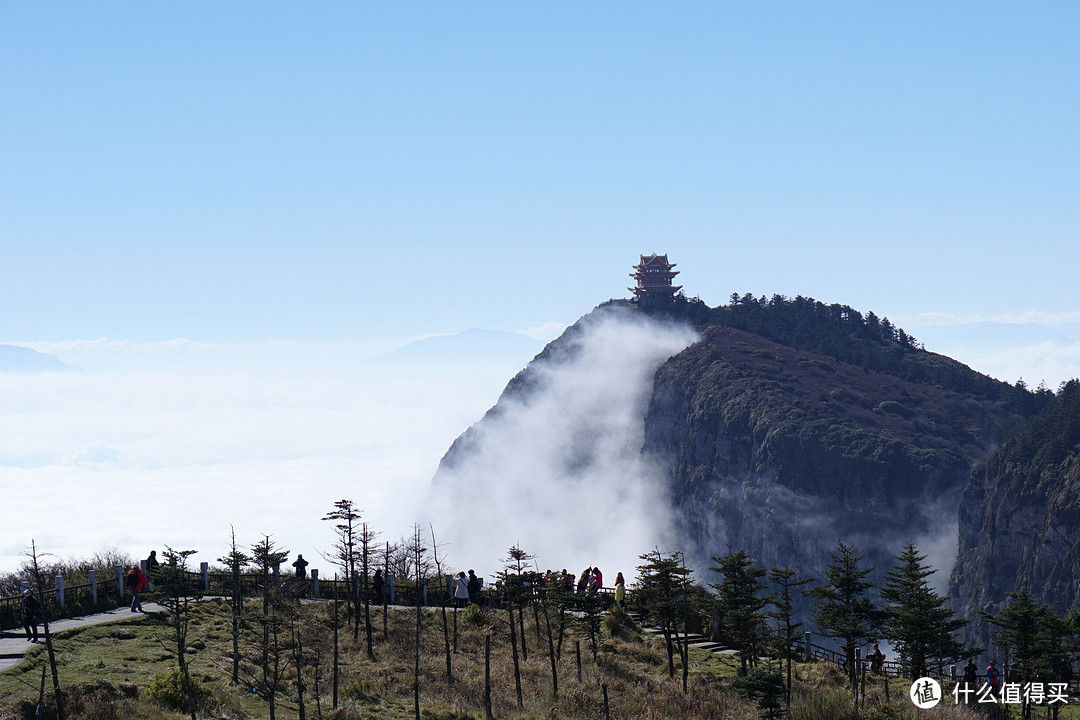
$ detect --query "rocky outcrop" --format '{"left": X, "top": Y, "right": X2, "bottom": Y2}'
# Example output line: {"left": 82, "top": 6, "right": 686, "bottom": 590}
{"left": 642, "top": 322, "right": 1028, "bottom": 595}
{"left": 950, "top": 380, "right": 1080, "bottom": 650}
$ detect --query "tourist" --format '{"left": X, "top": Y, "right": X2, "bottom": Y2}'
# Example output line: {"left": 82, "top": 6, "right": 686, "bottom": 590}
{"left": 21, "top": 589, "right": 41, "bottom": 643}
{"left": 577, "top": 568, "right": 591, "bottom": 593}
{"left": 126, "top": 564, "right": 149, "bottom": 612}
{"left": 962, "top": 658, "right": 978, "bottom": 690}
{"left": 869, "top": 643, "right": 885, "bottom": 674}
{"left": 467, "top": 569, "right": 480, "bottom": 605}
{"left": 986, "top": 660, "right": 1000, "bottom": 694}
{"left": 292, "top": 554, "right": 309, "bottom": 578}
{"left": 592, "top": 567, "right": 603, "bottom": 590}
{"left": 145, "top": 550, "right": 159, "bottom": 581}
{"left": 372, "top": 569, "right": 384, "bottom": 603}
{"left": 614, "top": 572, "right": 625, "bottom": 606}
{"left": 454, "top": 571, "right": 470, "bottom": 609}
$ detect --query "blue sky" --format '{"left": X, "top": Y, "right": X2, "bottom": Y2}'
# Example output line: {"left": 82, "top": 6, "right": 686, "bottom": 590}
{"left": 4, "top": 3, "right": 1079, "bottom": 343}
{"left": 2, "top": 4, "right": 1080, "bottom": 572}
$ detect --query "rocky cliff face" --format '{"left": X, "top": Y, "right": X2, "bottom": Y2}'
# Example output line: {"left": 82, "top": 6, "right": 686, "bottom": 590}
{"left": 950, "top": 379, "right": 1080, "bottom": 650}
{"left": 429, "top": 295, "right": 1044, "bottom": 624}
{"left": 642, "top": 321, "right": 1028, "bottom": 596}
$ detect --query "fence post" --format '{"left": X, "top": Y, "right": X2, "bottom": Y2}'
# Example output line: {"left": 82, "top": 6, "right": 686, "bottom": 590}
{"left": 115, "top": 565, "right": 123, "bottom": 596}
{"left": 804, "top": 631, "right": 811, "bottom": 661}
{"left": 89, "top": 570, "right": 98, "bottom": 604}
{"left": 55, "top": 575, "right": 65, "bottom": 609}
{"left": 950, "top": 665, "right": 956, "bottom": 680}
{"left": 388, "top": 574, "right": 396, "bottom": 604}
{"left": 421, "top": 581, "right": 428, "bottom": 606}
{"left": 311, "top": 569, "right": 320, "bottom": 598}
{"left": 445, "top": 574, "right": 453, "bottom": 596}
{"left": 141, "top": 560, "right": 152, "bottom": 588}
{"left": 200, "top": 562, "right": 209, "bottom": 592}
{"left": 272, "top": 563, "right": 280, "bottom": 585}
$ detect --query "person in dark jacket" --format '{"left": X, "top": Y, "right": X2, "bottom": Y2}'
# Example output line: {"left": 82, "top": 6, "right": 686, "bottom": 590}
{"left": 467, "top": 569, "right": 481, "bottom": 605}
{"left": 21, "top": 589, "right": 41, "bottom": 642}
{"left": 126, "top": 565, "right": 149, "bottom": 612}
{"left": 372, "top": 569, "right": 384, "bottom": 603}
{"left": 962, "top": 658, "right": 978, "bottom": 689}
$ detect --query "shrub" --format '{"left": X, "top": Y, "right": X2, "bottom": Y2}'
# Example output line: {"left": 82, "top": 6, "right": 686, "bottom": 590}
{"left": 459, "top": 603, "right": 486, "bottom": 628}
{"left": 603, "top": 604, "right": 640, "bottom": 639}
{"left": 143, "top": 667, "right": 210, "bottom": 712}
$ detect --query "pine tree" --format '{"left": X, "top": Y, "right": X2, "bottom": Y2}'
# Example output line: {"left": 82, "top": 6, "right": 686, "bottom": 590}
{"left": 158, "top": 547, "right": 200, "bottom": 720}
{"left": 880, "top": 543, "right": 967, "bottom": 680}
{"left": 767, "top": 567, "right": 814, "bottom": 709}
{"left": 710, "top": 550, "right": 769, "bottom": 675}
{"left": 247, "top": 535, "right": 292, "bottom": 720}
{"left": 636, "top": 550, "right": 691, "bottom": 680}
{"left": 811, "top": 541, "right": 879, "bottom": 691}
{"left": 218, "top": 526, "right": 249, "bottom": 686}
{"left": 984, "top": 587, "right": 1073, "bottom": 720}
{"left": 322, "top": 500, "right": 362, "bottom": 640}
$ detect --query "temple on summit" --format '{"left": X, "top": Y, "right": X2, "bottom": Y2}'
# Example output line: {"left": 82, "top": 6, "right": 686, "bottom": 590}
{"left": 629, "top": 254, "right": 682, "bottom": 305}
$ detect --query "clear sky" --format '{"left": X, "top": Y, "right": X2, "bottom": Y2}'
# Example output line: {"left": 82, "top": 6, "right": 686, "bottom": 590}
{"left": 4, "top": 3, "right": 1079, "bottom": 344}
{"left": 2, "top": 4, "right": 1079, "bottom": 574}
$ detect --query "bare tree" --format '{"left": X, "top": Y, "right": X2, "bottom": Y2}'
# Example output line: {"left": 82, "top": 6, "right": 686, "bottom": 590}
{"left": 409, "top": 524, "right": 430, "bottom": 720}
{"left": 429, "top": 524, "right": 453, "bottom": 685}
{"left": 24, "top": 540, "right": 63, "bottom": 720}
{"left": 359, "top": 521, "right": 379, "bottom": 660}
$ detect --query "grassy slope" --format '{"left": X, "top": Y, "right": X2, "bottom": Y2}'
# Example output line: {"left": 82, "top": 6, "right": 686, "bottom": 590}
{"left": 0, "top": 598, "right": 1039, "bottom": 720}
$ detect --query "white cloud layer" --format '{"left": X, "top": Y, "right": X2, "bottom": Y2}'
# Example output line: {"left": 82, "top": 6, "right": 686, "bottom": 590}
{"left": 0, "top": 339, "right": 532, "bottom": 575}
{"left": 422, "top": 307, "right": 698, "bottom": 580}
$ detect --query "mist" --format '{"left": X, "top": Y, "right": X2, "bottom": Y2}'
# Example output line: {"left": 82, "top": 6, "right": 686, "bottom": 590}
{"left": 422, "top": 305, "right": 698, "bottom": 581}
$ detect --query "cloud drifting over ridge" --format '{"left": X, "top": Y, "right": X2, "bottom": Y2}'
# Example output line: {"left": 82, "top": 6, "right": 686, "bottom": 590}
{"left": 422, "top": 306, "right": 699, "bottom": 579}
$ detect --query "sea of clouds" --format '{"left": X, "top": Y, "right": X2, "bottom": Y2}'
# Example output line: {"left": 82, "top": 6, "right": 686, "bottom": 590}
{"left": 0, "top": 336, "right": 542, "bottom": 576}
{"left": 3, "top": 310, "right": 1077, "bottom": 584}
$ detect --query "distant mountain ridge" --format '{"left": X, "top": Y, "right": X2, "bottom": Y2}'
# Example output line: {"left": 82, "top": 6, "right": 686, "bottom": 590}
{"left": 0, "top": 344, "right": 72, "bottom": 373}
{"left": 369, "top": 328, "right": 543, "bottom": 366}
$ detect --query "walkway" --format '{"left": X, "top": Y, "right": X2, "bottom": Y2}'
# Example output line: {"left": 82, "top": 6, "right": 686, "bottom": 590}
{"left": 628, "top": 612, "right": 738, "bottom": 658}
{"left": 0, "top": 603, "right": 163, "bottom": 672}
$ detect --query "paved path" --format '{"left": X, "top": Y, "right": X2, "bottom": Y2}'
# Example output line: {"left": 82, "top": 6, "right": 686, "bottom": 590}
{"left": 0, "top": 603, "right": 163, "bottom": 673}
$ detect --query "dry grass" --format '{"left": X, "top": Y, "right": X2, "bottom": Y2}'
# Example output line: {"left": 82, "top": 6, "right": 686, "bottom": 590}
{"left": 5, "top": 599, "right": 1065, "bottom": 720}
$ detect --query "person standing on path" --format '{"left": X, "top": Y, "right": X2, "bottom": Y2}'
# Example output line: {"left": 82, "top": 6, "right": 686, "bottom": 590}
{"left": 467, "top": 569, "right": 480, "bottom": 606}
{"left": 453, "top": 572, "right": 470, "bottom": 609}
{"left": 577, "top": 568, "right": 591, "bottom": 593}
{"left": 126, "top": 565, "right": 148, "bottom": 612}
{"left": 372, "top": 569, "right": 384, "bottom": 603}
{"left": 292, "top": 554, "right": 309, "bottom": 579}
{"left": 21, "top": 589, "right": 41, "bottom": 642}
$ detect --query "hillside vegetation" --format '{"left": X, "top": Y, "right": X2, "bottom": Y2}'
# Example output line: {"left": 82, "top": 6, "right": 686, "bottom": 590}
{"left": 0, "top": 595, "right": 990, "bottom": 720}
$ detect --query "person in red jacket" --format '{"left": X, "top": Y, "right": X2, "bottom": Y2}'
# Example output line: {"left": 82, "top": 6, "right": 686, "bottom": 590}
{"left": 126, "top": 565, "right": 149, "bottom": 612}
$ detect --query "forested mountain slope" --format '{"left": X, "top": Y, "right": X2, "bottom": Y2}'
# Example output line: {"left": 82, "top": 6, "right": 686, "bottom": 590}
{"left": 951, "top": 379, "right": 1080, "bottom": 650}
